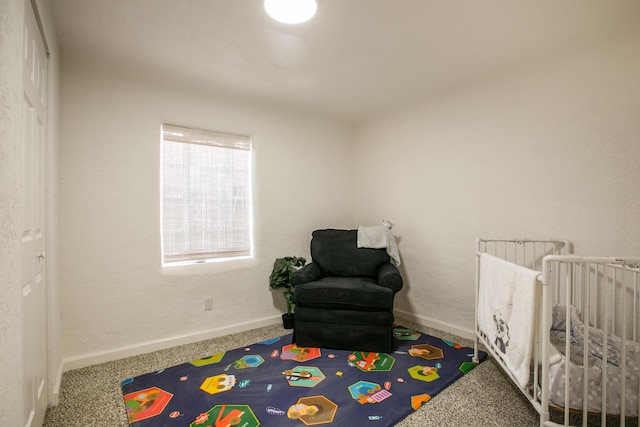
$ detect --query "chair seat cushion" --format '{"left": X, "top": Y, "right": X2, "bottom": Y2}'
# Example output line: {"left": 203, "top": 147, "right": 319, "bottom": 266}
{"left": 294, "top": 277, "right": 394, "bottom": 310}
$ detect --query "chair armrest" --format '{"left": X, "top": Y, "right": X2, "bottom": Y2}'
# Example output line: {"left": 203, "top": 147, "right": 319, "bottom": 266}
{"left": 378, "top": 263, "right": 403, "bottom": 293}
{"left": 291, "top": 262, "right": 322, "bottom": 286}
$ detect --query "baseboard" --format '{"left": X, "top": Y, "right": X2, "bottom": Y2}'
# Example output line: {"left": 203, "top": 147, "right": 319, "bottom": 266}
{"left": 394, "top": 308, "right": 474, "bottom": 341}
{"left": 62, "top": 312, "right": 473, "bottom": 372}
{"left": 47, "top": 360, "right": 64, "bottom": 408}
{"left": 62, "top": 315, "right": 282, "bottom": 372}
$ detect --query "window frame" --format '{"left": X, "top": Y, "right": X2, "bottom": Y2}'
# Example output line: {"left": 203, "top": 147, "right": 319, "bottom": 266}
{"left": 160, "top": 123, "right": 254, "bottom": 266}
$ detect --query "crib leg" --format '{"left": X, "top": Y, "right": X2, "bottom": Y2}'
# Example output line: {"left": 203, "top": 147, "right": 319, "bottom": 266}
{"left": 472, "top": 337, "right": 479, "bottom": 364}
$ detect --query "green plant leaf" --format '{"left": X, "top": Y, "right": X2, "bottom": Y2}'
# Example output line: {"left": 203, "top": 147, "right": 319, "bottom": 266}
{"left": 269, "top": 256, "right": 307, "bottom": 315}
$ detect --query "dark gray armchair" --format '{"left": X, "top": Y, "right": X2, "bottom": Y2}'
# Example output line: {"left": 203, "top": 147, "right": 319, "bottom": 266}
{"left": 291, "top": 229, "right": 403, "bottom": 353}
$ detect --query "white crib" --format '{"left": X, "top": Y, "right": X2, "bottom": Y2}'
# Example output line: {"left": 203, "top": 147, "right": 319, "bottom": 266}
{"left": 474, "top": 238, "right": 640, "bottom": 427}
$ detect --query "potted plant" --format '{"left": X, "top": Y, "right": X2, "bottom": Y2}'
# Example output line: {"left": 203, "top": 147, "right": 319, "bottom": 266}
{"left": 269, "top": 256, "right": 306, "bottom": 329}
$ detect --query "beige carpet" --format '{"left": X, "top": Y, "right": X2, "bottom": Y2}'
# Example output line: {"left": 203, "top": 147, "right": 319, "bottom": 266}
{"left": 44, "top": 318, "right": 604, "bottom": 426}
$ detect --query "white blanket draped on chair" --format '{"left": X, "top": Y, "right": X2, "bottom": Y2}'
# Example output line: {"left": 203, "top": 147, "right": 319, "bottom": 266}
{"left": 357, "top": 225, "right": 401, "bottom": 267}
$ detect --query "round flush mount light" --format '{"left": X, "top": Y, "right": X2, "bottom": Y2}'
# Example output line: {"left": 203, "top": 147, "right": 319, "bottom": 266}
{"left": 264, "top": 0, "right": 317, "bottom": 24}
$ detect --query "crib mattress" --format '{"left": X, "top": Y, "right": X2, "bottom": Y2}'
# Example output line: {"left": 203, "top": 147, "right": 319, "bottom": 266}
{"left": 547, "top": 305, "right": 640, "bottom": 416}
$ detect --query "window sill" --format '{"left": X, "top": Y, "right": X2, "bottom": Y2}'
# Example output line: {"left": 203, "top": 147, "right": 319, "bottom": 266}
{"left": 161, "top": 255, "right": 255, "bottom": 276}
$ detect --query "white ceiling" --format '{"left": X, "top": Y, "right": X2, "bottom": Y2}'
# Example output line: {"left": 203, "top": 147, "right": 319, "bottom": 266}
{"left": 51, "top": 0, "right": 640, "bottom": 123}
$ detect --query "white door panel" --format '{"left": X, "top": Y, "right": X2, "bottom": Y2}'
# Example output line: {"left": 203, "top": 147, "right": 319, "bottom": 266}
{"left": 21, "top": 1, "right": 48, "bottom": 426}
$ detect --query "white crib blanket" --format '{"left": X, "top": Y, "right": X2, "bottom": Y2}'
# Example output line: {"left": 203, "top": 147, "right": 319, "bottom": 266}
{"left": 478, "top": 253, "right": 540, "bottom": 388}
{"left": 547, "top": 304, "right": 640, "bottom": 416}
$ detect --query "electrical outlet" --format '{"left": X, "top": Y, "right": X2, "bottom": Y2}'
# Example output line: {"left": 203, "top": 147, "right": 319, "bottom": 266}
{"left": 204, "top": 296, "right": 213, "bottom": 311}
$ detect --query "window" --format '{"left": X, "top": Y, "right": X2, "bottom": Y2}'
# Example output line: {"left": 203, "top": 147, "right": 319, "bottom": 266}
{"left": 161, "top": 124, "right": 252, "bottom": 265}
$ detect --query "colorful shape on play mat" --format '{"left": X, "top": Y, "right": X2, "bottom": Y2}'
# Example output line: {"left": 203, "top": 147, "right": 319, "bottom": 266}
{"left": 199, "top": 373, "right": 236, "bottom": 395}
{"left": 411, "top": 393, "right": 432, "bottom": 410}
{"left": 233, "top": 354, "right": 265, "bottom": 369}
{"left": 189, "top": 404, "right": 259, "bottom": 427}
{"left": 189, "top": 352, "right": 225, "bottom": 367}
{"left": 281, "top": 343, "right": 321, "bottom": 361}
{"left": 259, "top": 337, "right": 281, "bottom": 345}
{"left": 284, "top": 366, "right": 326, "bottom": 387}
{"left": 408, "top": 343, "right": 444, "bottom": 360}
{"left": 349, "top": 351, "right": 395, "bottom": 372}
{"left": 459, "top": 361, "right": 477, "bottom": 374}
{"left": 443, "top": 339, "right": 464, "bottom": 348}
{"left": 123, "top": 386, "right": 173, "bottom": 423}
{"left": 393, "top": 327, "right": 421, "bottom": 340}
{"left": 408, "top": 365, "right": 440, "bottom": 382}
{"left": 348, "top": 381, "right": 392, "bottom": 404}
{"left": 293, "top": 395, "right": 338, "bottom": 425}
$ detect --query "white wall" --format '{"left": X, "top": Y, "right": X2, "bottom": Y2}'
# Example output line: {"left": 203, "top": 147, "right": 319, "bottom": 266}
{"left": 56, "top": 2, "right": 640, "bottom": 368}
{"left": 0, "top": 1, "right": 27, "bottom": 424}
{"left": 58, "top": 53, "right": 354, "bottom": 367}
{"left": 354, "top": 26, "right": 640, "bottom": 337}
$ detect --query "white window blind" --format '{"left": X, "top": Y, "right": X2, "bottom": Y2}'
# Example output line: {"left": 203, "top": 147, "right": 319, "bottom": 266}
{"left": 161, "top": 124, "right": 252, "bottom": 264}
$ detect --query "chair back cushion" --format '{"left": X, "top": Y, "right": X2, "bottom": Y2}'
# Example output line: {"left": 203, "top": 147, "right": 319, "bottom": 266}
{"left": 311, "top": 229, "right": 390, "bottom": 278}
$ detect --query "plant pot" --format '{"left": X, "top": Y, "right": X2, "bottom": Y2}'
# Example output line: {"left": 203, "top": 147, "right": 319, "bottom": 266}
{"left": 282, "top": 313, "right": 294, "bottom": 329}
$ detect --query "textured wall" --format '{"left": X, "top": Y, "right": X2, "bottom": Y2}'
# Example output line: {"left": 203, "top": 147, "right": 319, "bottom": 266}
{"left": 0, "top": 0, "right": 25, "bottom": 424}
{"left": 58, "top": 53, "right": 355, "bottom": 362}
{"left": 354, "top": 25, "right": 640, "bottom": 337}
{"left": 55, "top": 0, "right": 640, "bottom": 369}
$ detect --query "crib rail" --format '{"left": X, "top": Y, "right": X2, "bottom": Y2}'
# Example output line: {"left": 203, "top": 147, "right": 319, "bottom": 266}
{"left": 475, "top": 238, "right": 640, "bottom": 427}
{"left": 476, "top": 238, "right": 571, "bottom": 270}
{"left": 540, "top": 256, "right": 640, "bottom": 427}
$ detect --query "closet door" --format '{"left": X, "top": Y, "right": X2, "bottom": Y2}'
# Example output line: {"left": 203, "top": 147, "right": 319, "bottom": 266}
{"left": 21, "top": 0, "right": 48, "bottom": 425}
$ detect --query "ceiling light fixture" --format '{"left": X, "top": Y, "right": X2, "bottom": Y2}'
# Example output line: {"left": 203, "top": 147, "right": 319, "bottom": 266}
{"left": 264, "top": 0, "right": 317, "bottom": 24}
